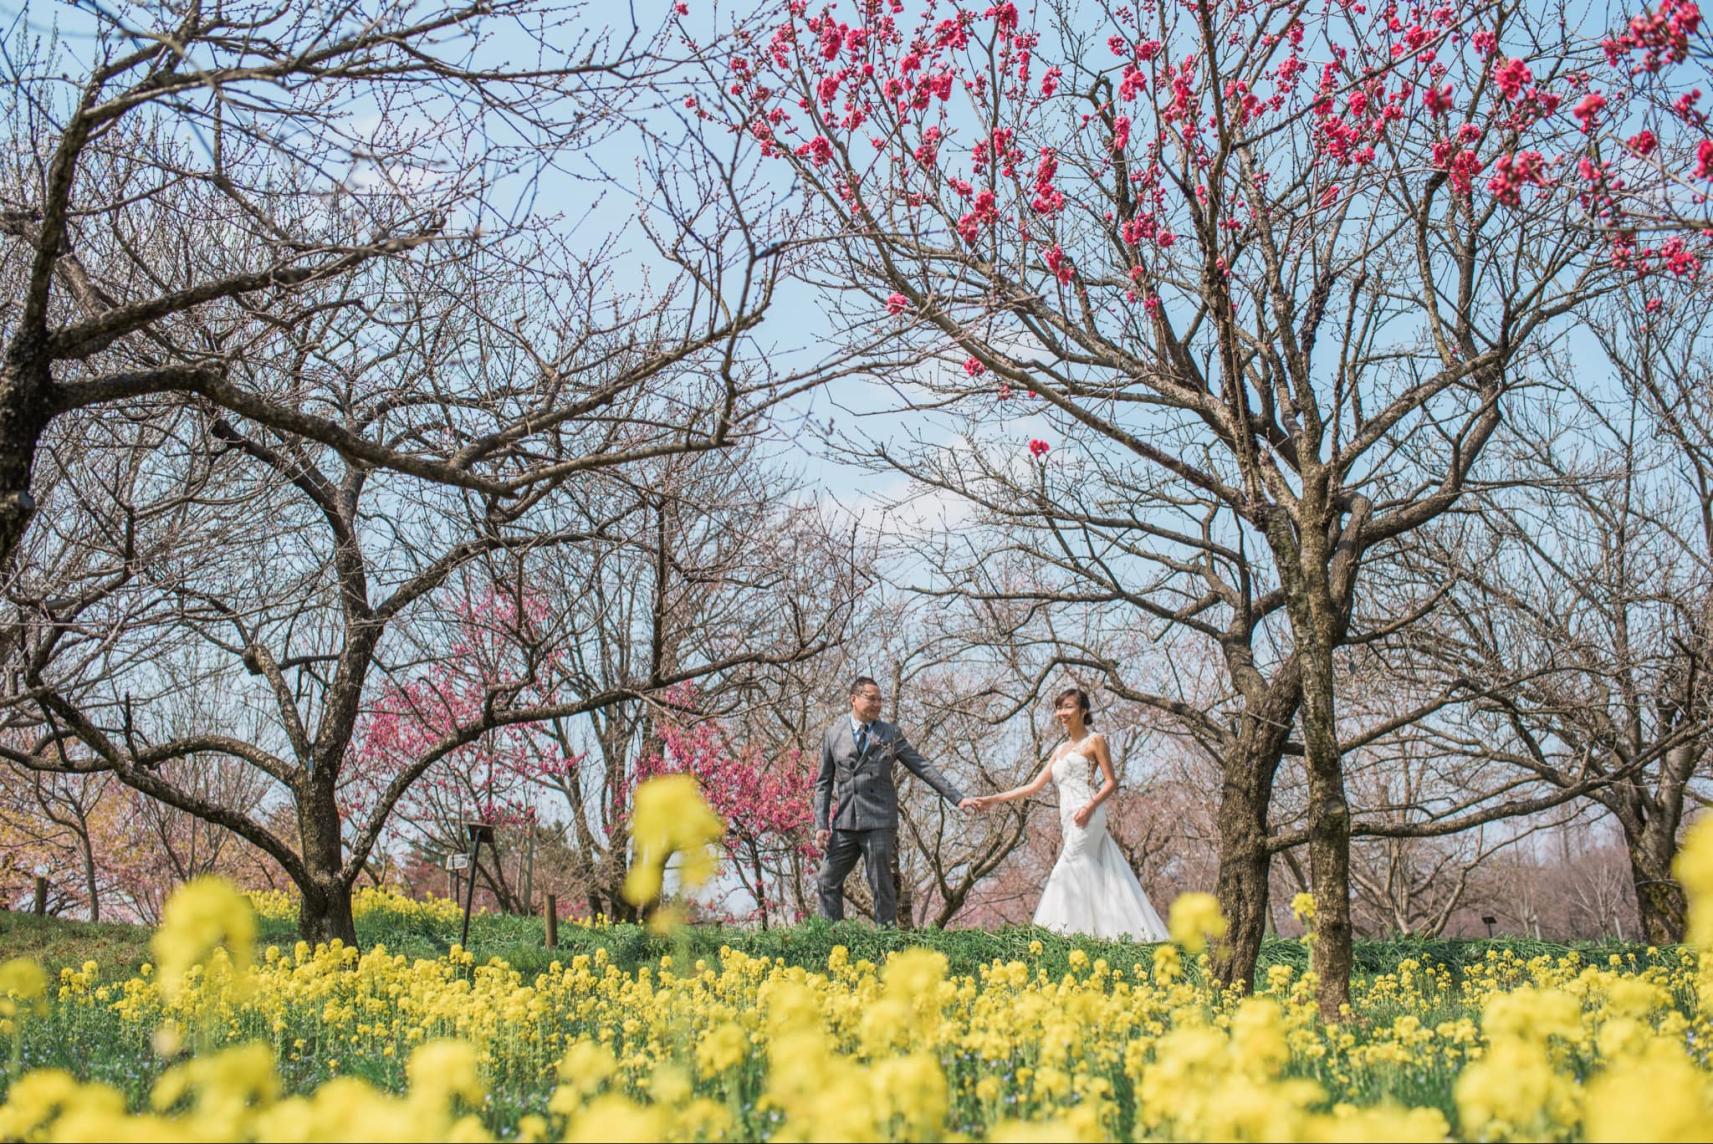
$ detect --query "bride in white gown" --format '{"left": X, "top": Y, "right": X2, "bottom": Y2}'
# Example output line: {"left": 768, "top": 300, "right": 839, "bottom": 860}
{"left": 971, "top": 687, "right": 1168, "bottom": 941}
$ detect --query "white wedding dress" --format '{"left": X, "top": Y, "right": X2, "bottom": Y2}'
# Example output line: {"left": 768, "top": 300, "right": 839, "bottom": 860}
{"left": 1032, "top": 748, "right": 1169, "bottom": 941}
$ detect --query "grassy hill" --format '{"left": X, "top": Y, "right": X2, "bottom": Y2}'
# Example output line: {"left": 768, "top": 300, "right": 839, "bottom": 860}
{"left": 1, "top": 904, "right": 1669, "bottom": 984}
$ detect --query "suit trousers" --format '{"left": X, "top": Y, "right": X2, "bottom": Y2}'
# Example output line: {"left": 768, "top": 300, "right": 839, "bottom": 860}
{"left": 817, "top": 827, "right": 898, "bottom": 925}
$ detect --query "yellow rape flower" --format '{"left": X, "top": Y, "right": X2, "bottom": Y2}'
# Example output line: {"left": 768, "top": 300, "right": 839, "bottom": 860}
{"left": 694, "top": 1021, "right": 749, "bottom": 1077}
{"left": 0, "top": 958, "right": 46, "bottom": 1004}
{"left": 408, "top": 1039, "right": 485, "bottom": 1107}
{"left": 151, "top": 876, "right": 256, "bottom": 1001}
{"left": 622, "top": 775, "right": 726, "bottom": 908}
{"left": 1584, "top": 1039, "right": 1713, "bottom": 1141}
{"left": 1169, "top": 892, "right": 1228, "bottom": 955}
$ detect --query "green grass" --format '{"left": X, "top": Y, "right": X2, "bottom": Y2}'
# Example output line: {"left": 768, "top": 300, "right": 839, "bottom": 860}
{"left": 0, "top": 911, "right": 153, "bottom": 977}
{"left": 2, "top": 905, "right": 1671, "bottom": 984}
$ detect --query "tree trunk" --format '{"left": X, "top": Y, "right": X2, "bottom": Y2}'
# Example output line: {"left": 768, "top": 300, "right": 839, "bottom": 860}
{"left": 0, "top": 361, "right": 48, "bottom": 573}
{"left": 1626, "top": 814, "right": 1687, "bottom": 944}
{"left": 298, "top": 876, "right": 358, "bottom": 947}
{"left": 297, "top": 785, "right": 358, "bottom": 946}
{"left": 1210, "top": 661, "right": 1299, "bottom": 991}
{"left": 1299, "top": 634, "right": 1353, "bottom": 1019}
{"left": 751, "top": 843, "right": 771, "bottom": 930}
{"left": 81, "top": 832, "right": 101, "bottom": 923}
{"left": 1267, "top": 494, "right": 1354, "bottom": 1020}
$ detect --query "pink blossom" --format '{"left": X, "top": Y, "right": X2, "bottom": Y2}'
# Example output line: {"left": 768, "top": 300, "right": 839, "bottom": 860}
{"left": 1028, "top": 438, "right": 1051, "bottom": 457}
{"left": 914, "top": 126, "right": 943, "bottom": 165}
{"left": 1121, "top": 214, "right": 1155, "bottom": 245}
{"left": 1433, "top": 141, "right": 1487, "bottom": 195}
{"left": 1486, "top": 150, "right": 1548, "bottom": 205}
{"left": 1607, "top": 0, "right": 1701, "bottom": 72}
{"left": 1660, "top": 234, "right": 1701, "bottom": 276}
{"left": 986, "top": 1, "right": 1019, "bottom": 32}
{"left": 956, "top": 188, "right": 1000, "bottom": 243}
{"left": 1495, "top": 57, "right": 1534, "bottom": 101}
{"left": 1119, "top": 65, "right": 1147, "bottom": 102}
{"left": 1043, "top": 243, "right": 1075, "bottom": 283}
{"left": 886, "top": 292, "right": 909, "bottom": 314}
{"left": 963, "top": 356, "right": 986, "bottom": 376}
{"left": 1627, "top": 129, "right": 1658, "bottom": 156}
{"left": 1423, "top": 84, "right": 1454, "bottom": 116}
{"left": 795, "top": 135, "right": 834, "bottom": 166}
{"left": 632, "top": 698, "right": 819, "bottom": 887}
{"left": 1572, "top": 92, "right": 1607, "bottom": 131}
{"left": 1698, "top": 139, "right": 1713, "bottom": 178}
{"left": 1031, "top": 187, "right": 1066, "bottom": 214}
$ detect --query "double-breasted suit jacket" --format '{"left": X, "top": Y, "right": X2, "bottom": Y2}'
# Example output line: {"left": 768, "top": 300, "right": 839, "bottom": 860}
{"left": 814, "top": 717, "right": 964, "bottom": 832}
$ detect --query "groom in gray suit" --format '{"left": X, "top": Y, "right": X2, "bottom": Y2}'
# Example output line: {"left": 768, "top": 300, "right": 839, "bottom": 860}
{"left": 814, "top": 676, "right": 974, "bottom": 925}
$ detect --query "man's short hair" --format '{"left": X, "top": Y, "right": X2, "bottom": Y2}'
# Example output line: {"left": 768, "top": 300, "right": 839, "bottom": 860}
{"left": 850, "top": 675, "right": 880, "bottom": 696}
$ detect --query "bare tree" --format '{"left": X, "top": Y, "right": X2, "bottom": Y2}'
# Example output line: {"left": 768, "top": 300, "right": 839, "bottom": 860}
{"left": 379, "top": 445, "right": 865, "bottom": 921}
{"left": 0, "top": 0, "right": 780, "bottom": 570}
{"left": 1393, "top": 299, "right": 1713, "bottom": 942}
{"left": 0, "top": 204, "right": 812, "bottom": 946}
{"left": 0, "top": 762, "right": 112, "bottom": 918}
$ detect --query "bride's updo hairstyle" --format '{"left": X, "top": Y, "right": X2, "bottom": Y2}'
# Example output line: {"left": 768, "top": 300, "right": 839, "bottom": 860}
{"left": 1054, "top": 687, "right": 1094, "bottom": 727}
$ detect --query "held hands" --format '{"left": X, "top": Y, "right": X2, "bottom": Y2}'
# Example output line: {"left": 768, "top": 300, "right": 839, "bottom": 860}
{"left": 962, "top": 795, "right": 997, "bottom": 812}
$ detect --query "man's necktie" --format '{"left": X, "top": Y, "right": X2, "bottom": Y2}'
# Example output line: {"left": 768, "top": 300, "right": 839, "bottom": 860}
{"left": 856, "top": 723, "right": 870, "bottom": 756}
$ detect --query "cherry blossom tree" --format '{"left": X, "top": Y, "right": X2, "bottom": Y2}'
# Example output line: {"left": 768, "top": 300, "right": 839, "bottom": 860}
{"left": 634, "top": 700, "right": 818, "bottom": 927}
{"left": 349, "top": 589, "right": 584, "bottom": 912}
{"left": 709, "top": 0, "right": 1665, "bottom": 1011}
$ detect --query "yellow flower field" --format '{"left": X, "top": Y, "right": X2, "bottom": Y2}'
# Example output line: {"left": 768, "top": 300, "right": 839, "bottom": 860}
{"left": 6, "top": 809, "right": 1713, "bottom": 1140}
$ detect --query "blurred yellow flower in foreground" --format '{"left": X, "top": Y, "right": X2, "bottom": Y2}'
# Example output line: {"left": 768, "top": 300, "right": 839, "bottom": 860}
{"left": 150, "top": 876, "right": 256, "bottom": 1002}
{"left": 1167, "top": 892, "right": 1228, "bottom": 955}
{"left": 0, "top": 958, "right": 46, "bottom": 1003}
{"left": 622, "top": 774, "right": 726, "bottom": 908}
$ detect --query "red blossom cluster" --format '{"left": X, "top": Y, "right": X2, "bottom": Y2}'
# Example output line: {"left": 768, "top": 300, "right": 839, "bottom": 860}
{"left": 1432, "top": 138, "right": 1487, "bottom": 196}
{"left": 1486, "top": 150, "right": 1549, "bottom": 205}
{"left": 708, "top": 0, "right": 1713, "bottom": 334}
{"left": 1042, "top": 243, "right": 1074, "bottom": 283}
{"left": 1572, "top": 92, "right": 1607, "bottom": 132}
{"left": 1603, "top": 0, "right": 1702, "bottom": 73}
